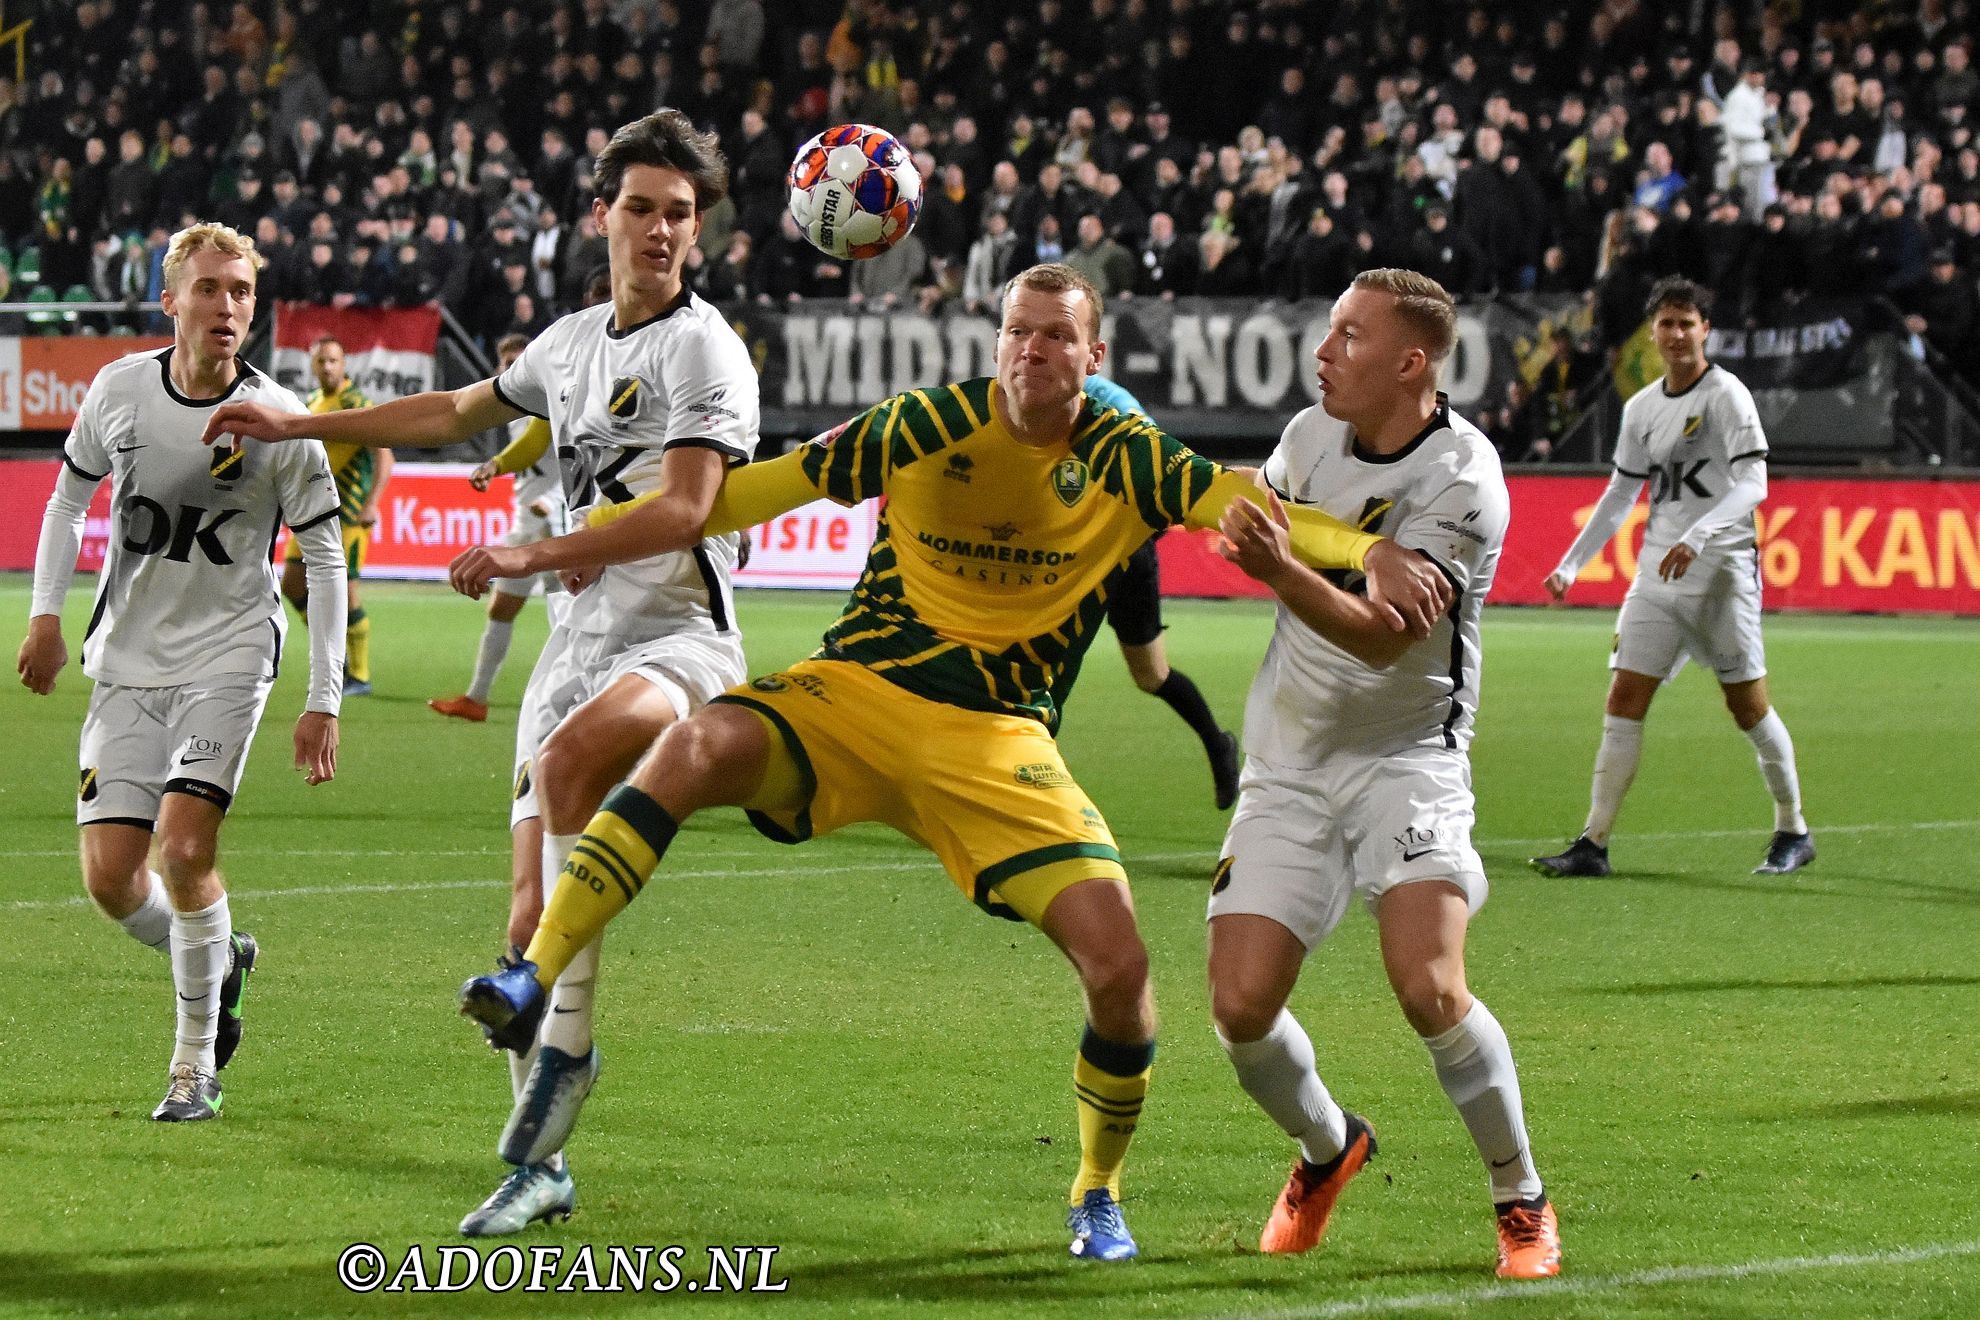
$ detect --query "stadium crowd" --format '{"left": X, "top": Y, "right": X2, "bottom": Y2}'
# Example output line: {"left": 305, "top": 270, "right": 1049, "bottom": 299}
{"left": 8, "top": 0, "right": 1980, "bottom": 388}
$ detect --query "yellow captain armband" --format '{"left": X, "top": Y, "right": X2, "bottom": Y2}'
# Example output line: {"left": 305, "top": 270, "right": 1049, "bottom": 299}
{"left": 491, "top": 417, "right": 552, "bottom": 475}
{"left": 1189, "top": 468, "right": 1378, "bottom": 571}
{"left": 582, "top": 449, "right": 822, "bottom": 538}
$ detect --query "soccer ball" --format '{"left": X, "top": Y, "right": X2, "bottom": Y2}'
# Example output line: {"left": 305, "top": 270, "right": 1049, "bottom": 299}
{"left": 787, "top": 124, "right": 922, "bottom": 260}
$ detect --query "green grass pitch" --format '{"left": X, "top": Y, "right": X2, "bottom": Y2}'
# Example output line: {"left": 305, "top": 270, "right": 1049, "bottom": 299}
{"left": 3, "top": 576, "right": 1978, "bottom": 1318}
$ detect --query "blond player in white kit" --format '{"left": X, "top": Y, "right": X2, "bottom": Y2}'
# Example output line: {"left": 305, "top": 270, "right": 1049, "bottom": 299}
{"left": 1206, "top": 270, "right": 1560, "bottom": 1281}
{"left": 1532, "top": 276, "right": 1813, "bottom": 879}
{"left": 18, "top": 222, "right": 346, "bottom": 1123}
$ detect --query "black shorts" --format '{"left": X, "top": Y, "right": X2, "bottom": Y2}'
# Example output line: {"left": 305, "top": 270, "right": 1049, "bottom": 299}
{"left": 1107, "top": 535, "right": 1165, "bottom": 646}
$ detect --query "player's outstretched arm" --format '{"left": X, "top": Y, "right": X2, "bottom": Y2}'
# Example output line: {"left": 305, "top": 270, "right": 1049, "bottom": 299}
{"left": 449, "top": 442, "right": 796, "bottom": 599}
{"left": 1218, "top": 491, "right": 1428, "bottom": 668}
{"left": 16, "top": 616, "right": 67, "bottom": 694}
{"left": 294, "top": 711, "right": 338, "bottom": 785}
{"left": 1549, "top": 468, "right": 1645, "bottom": 597}
{"left": 202, "top": 380, "right": 520, "bottom": 450}
{"left": 1189, "top": 469, "right": 1450, "bottom": 635}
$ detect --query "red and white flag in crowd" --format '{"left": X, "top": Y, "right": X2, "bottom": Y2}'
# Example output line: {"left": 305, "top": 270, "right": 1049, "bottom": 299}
{"left": 269, "top": 302, "right": 441, "bottom": 402}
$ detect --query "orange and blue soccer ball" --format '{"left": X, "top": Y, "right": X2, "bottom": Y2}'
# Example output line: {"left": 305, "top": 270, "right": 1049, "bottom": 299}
{"left": 787, "top": 124, "right": 922, "bottom": 260}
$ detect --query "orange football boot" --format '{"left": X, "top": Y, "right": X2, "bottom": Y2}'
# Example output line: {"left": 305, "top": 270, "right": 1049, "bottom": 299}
{"left": 1495, "top": 1196, "right": 1562, "bottom": 1279}
{"left": 1258, "top": 1112, "right": 1377, "bottom": 1254}
{"left": 428, "top": 695, "right": 489, "bottom": 722}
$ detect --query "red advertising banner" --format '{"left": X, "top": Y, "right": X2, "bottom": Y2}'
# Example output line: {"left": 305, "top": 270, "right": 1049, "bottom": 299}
{"left": 9, "top": 460, "right": 1978, "bottom": 614}
{"left": 1152, "top": 476, "right": 1980, "bottom": 616}
{"left": 271, "top": 461, "right": 518, "bottom": 579}
{"left": 0, "top": 336, "right": 175, "bottom": 431}
{"left": 1494, "top": 475, "right": 1980, "bottom": 614}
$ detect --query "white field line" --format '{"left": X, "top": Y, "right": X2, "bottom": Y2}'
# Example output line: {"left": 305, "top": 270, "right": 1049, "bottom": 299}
{"left": 6, "top": 820, "right": 1976, "bottom": 910}
{"left": 1197, "top": 1237, "right": 1980, "bottom": 1320}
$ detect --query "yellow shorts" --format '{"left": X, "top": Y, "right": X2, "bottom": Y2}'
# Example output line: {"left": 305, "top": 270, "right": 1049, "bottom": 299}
{"left": 285, "top": 522, "right": 369, "bottom": 577}
{"left": 714, "top": 658, "right": 1126, "bottom": 926}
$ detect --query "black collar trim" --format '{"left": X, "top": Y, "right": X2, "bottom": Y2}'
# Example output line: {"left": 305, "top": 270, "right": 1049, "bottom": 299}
{"left": 157, "top": 348, "right": 257, "bottom": 407}
{"left": 607, "top": 286, "right": 693, "bottom": 339}
{"left": 1352, "top": 394, "right": 1448, "bottom": 465}
{"left": 1662, "top": 364, "right": 1715, "bottom": 398}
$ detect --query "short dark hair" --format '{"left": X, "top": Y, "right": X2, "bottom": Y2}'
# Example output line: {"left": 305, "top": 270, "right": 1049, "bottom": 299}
{"left": 1645, "top": 275, "right": 1713, "bottom": 321}
{"left": 592, "top": 108, "right": 728, "bottom": 210}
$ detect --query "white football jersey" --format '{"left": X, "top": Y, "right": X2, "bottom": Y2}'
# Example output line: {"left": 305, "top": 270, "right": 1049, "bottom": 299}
{"left": 1247, "top": 396, "right": 1508, "bottom": 763}
{"left": 494, "top": 294, "right": 759, "bottom": 639}
{"left": 1614, "top": 364, "right": 1767, "bottom": 566}
{"left": 60, "top": 349, "right": 336, "bottom": 687}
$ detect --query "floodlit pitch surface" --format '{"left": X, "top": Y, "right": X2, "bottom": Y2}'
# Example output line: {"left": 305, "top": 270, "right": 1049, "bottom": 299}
{"left": 4, "top": 577, "right": 1977, "bottom": 1318}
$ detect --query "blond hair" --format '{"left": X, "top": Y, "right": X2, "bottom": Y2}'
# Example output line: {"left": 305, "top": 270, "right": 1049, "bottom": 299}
{"left": 1005, "top": 262, "right": 1103, "bottom": 339}
{"left": 162, "top": 222, "right": 265, "bottom": 291}
{"left": 1350, "top": 268, "right": 1457, "bottom": 363}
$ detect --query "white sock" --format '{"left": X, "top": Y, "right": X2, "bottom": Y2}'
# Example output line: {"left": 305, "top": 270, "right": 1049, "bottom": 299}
{"left": 115, "top": 870, "right": 173, "bottom": 952}
{"left": 541, "top": 832, "right": 579, "bottom": 909}
{"left": 169, "top": 895, "right": 232, "bottom": 1074}
{"left": 540, "top": 935, "right": 601, "bottom": 1055}
{"left": 1218, "top": 1009, "right": 1349, "bottom": 1166}
{"left": 467, "top": 618, "right": 515, "bottom": 704}
{"left": 1743, "top": 709, "right": 1807, "bottom": 834}
{"left": 508, "top": 1038, "right": 538, "bottom": 1101}
{"left": 1583, "top": 713, "right": 1643, "bottom": 846}
{"left": 1422, "top": 999, "right": 1542, "bottom": 1204}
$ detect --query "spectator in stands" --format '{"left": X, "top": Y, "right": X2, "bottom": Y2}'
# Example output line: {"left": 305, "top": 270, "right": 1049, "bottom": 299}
{"left": 701, "top": 228, "right": 753, "bottom": 304}
{"left": 1410, "top": 203, "right": 1485, "bottom": 298}
{"left": 1066, "top": 213, "right": 1135, "bottom": 299}
{"left": 962, "top": 210, "right": 1021, "bottom": 315}
{"left": 1196, "top": 227, "right": 1254, "bottom": 295}
{"left": 1289, "top": 208, "right": 1359, "bottom": 299}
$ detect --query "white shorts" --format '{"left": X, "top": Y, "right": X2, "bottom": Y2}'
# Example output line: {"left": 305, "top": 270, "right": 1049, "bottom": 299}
{"left": 509, "top": 624, "right": 746, "bottom": 826}
{"left": 1611, "top": 556, "right": 1766, "bottom": 684}
{"left": 1208, "top": 746, "right": 1488, "bottom": 950}
{"left": 78, "top": 673, "right": 276, "bottom": 827}
{"left": 491, "top": 506, "right": 565, "bottom": 599}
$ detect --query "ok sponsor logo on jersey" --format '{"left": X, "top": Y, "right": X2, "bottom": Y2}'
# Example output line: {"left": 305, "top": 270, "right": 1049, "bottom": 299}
{"left": 1648, "top": 459, "right": 1712, "bottom": 505}
{"left": 120, "top": 497, "right": 244, "bottom": 565}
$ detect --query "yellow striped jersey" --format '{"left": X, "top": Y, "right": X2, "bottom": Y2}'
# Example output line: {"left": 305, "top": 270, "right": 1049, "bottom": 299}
{"left": 306, "top": 379, "right": 377, "bottom": 525}
{"left": 797, "top": 377, "right": 1225, "bottom": 730}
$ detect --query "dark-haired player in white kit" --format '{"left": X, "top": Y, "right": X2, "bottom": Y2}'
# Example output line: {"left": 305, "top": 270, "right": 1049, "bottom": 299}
{"left": 201, "top": 110, "right": 758, "bottom": 1234}
{"left": 1532, "top": 276, "right": 1813, "bottom": 879}
{"left": 1208, "top": 270, "right": 1560, "bottom": 1280}
{"left": 17, "top": 222, "right": 345, "bottom": 1123}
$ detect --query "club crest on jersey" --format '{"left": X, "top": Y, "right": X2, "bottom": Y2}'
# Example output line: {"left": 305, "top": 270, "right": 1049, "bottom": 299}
{"left": 1051, "top": 457, "right": 1089, "bottom": 508}
{"left": 209, "top": 442, "right": 244, "bottom": 481}
{"left": 1682, "top": 414, "right": 1703, "bottom": 437}
{"left": 1211, "top": 856, "right": 1234, "bottom": 895}
{"left": 513, "top": 760, "right": 531, "bottom": 801}
{"left": 607, "top": 376, "right": 642, "bottom": 426}
{"left": 79, "top": 767, "right": 99, "bottom": 802}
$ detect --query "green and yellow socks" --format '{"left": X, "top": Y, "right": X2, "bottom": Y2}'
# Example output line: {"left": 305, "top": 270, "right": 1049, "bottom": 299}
{"left": 1071, "top": 1026, "right": 1154, "bottom": 1203}
{"left": 526, "top": 785, "right": 679, "bottom": 985}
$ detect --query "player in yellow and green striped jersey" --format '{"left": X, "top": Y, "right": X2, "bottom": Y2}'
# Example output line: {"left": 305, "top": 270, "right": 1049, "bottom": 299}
{"left": 282, "top": 335, "right": 392, "bottom": 694}
{"left": 449, "top": 263, "right": 1454, "bottom": 1260}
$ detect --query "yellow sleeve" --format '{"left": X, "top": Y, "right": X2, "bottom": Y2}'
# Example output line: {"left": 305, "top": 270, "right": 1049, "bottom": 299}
{"left": 491, "top": 418, "right": 552, "bottom": 475}
{"left": 584, "top": 448, "right": 820, "bottom": 537}
{"left": 1185, "top": 468, "right": 1378, "bottom": 571}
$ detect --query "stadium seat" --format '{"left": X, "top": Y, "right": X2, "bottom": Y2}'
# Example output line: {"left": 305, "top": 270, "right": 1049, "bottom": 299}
{"left": 13, "top": 244, "right": 39, "bottom": 286}
{"left": 25, "top": 284, "right": 59, "bottom": 333}
{"left": 62, "top": 284, "right": 95, "bottom": 331}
